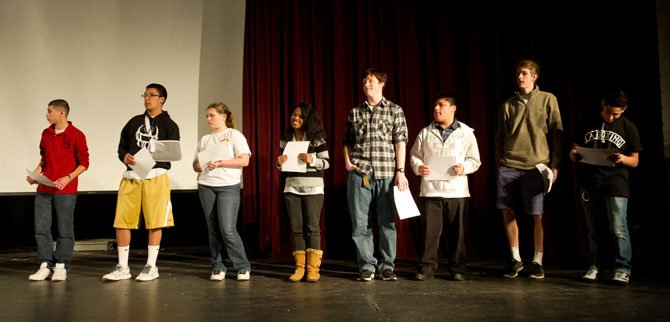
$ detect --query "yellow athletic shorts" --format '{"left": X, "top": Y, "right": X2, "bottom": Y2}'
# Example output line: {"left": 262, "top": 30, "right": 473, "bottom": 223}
{"left": 113, "top": 173, "right": 174, "bottom": 229}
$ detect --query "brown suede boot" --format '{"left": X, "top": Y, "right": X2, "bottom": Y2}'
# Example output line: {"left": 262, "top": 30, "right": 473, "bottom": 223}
{"left": 306, "top": 249, "right": 323, "bottom": 282}
{"left": 288, "top": 250, "right": 306, "bottom": 282}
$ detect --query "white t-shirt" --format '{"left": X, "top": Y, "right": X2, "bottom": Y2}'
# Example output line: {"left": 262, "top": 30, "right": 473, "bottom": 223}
{"left": 194, "top": 128, "right": 251, "bottom": 187}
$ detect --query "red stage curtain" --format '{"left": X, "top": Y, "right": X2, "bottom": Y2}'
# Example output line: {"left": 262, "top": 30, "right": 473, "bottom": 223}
{"left": 242, "top": 0, "right": 664, "bottom": 263}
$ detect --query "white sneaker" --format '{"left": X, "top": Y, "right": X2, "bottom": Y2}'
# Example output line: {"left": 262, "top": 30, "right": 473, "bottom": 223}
{"left": 237, "top": 271, "right": 250, "bottom": 281}
{"left": 102, "top": 265, "right": 131, "bottom": 281}
{"left": 51, "top": 263, "right": 67, "bottom": 281}
{"left": 29, "top": 262, "right": 51, "bottom": 281}
{"left": 210, "top": 270, "right": 226, "bottom": 281}
{"left": 612, "top": 270, "right": 630, "bottom": 285}
{"left": 582, "top": 266, "right": 598, "bottom": 281}
{"left": 135, "top": 265, "right": 159, "bottom": 281}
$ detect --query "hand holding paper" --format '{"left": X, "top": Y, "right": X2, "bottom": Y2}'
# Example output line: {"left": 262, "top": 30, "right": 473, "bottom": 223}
{"left": 129, "top": 147, "right": 156, "bottom": 179}
{"left": 26, "top": 169, "right": 55, "bottom": 187}
{"left": 281, "top": 141, "right": 310, "bottom": 173}
{"left": 197, "top": 143, "right": 227, "bottom": 171}
{"left": 424, "top": 155, "right": 457, "bottom": 180}
{"left": 575, "top": 146, "right": 615, "bottom": 167}
{"left": 393, "top": 186, "right": 420, "bottom": 220}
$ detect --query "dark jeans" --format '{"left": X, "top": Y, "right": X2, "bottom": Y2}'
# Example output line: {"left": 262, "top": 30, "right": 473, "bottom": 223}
{"left": 34, "top": 191, "right": 77, "bottom": 270}
{"left": 419, "top": 197, "right": 467, "bottom": 274}
{"left": 284, "top": 193, "right": 323, "bottom": 250}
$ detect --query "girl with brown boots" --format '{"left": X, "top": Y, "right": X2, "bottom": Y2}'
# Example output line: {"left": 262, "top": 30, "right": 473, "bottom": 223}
{"left": 276, "top": 102, "right": 330, "bottom": 282}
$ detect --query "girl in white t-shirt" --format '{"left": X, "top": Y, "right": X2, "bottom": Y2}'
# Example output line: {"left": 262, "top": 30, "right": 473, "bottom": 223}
{"left": 193, "top": 102, "right": 252, "bottom": 281}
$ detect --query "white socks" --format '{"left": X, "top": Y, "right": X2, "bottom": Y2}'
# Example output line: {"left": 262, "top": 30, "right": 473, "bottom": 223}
{"left": 533, "top": 251, "right": 544, "bottom": 265}
{"left": 147, "top": 245, "right": 160, "bottom": 267}
{"left": 511, "top": 247, "right": 544, "bottom": 265}
{"left": 118, "top": 245, "right": 160, "bottom": 268}
{"left": 118, "top": 246, "right": 130, "bottom": 268}
{"left": 511, "top": 246, "right": 521, "bottom": 262}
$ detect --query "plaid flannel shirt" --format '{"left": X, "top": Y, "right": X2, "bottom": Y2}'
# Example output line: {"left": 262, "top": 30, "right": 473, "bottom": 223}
{"left": 343, "top": 98, "right": 408, "bottom": 179}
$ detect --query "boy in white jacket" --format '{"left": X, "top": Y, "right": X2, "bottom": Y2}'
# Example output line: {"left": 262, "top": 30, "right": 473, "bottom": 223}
{"left": 410, "top": 92, "right": 481, "bottom": 281}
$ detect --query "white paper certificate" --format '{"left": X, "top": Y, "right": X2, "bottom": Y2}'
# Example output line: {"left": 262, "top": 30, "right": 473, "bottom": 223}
{"left": 26, "top": 169, "right": 55, "bottom": 187}
{"left": 393, "top": 186, "right": 421, "bottom": 220}
{"left": 129, "top": 147, "right": 157, "bottom": 179}
{"left": 281, "top": 141, "right": 310, "bottom": 173}
{"left": 576, "top": 146, "right": 615, "bottom": 167}
{"left": 424, "top": 155, "right": 457, "bottom": 180}
{"left": 197, "top": 143, "right": 227, "bottom": 171}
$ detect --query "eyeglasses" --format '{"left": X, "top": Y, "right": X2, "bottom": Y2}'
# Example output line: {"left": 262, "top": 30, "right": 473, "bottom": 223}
{"left": 141, "top": 93, "right": 160, "bottom": 98}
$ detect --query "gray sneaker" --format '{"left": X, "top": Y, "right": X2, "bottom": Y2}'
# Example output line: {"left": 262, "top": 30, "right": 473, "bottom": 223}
{"left": 357, "top": 269, "right": 374, "bottom": 282}
{"left": 135, "top": 265, "right": 159, "bottom": 282}
{"left": 380, "top": 269, "right": 398, "bottom": 281}
{"left": 102, "top": 264, "right": 131, "bottom": 281}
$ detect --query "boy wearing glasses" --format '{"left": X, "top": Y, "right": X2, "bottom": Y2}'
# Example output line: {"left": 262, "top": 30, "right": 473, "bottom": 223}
{"left": 103, "top": 83, "right": 180, "bottom": 282}
{"left": 27, "top": 99, "right": 89, "bottom": 281}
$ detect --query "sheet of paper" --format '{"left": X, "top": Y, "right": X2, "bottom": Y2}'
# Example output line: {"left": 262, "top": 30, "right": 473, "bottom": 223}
{"left": 26, "top": 169, "right": 55, "bottom": 187}
{"left": 535, "top": 163, "right": 554, "bottom": 193}
{"left": 576, "top": 146, "right": 615, "bottom": 167}
{"left": 151, "top": 140, "right": 182, "bottom": 161}
{"left": 129, "top": 147, "right": 156, "bottom": 179}
{"left": 424, "top": 155, "right": 457, "bottom": 180}
{"left": 281, "top": 141, "right": 310, "bottom": 173}
{"left": 197, "top": 143, "right": 228, "bottom": 171}
{"left": 393, "top": 186, "right": 421, "bottom": 220}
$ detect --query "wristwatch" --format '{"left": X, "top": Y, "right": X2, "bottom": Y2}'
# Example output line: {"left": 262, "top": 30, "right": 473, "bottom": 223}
{"left": 395, "top": 168, "right": 405, "bottom": 173}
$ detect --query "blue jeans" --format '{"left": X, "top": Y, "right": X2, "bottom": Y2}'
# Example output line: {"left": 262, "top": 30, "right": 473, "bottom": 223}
{"left": 34, "top": 191, "right": 77, "bottom": 270}
{"left": 581, "top": 189, "right": 632, "bottom": 273}
{"left": 347, "top": 172, "right": 396, "bottom": 272}
{"left": 198, "top": 183, "right": 250, "bottom": 272}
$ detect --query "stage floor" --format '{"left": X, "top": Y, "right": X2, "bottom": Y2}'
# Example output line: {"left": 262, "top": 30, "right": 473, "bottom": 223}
{"left": 1, "top": 246, "right": 669, "bottom": 321}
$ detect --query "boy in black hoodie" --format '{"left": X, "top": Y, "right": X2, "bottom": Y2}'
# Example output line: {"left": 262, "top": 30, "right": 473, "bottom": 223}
{"left": 103, "top": 83, "right": 180, "bottom": 282}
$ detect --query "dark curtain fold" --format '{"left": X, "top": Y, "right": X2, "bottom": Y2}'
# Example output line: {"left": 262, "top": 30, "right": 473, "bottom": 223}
{"left": 242, "top": 0, "right": 665, "bottom": 264}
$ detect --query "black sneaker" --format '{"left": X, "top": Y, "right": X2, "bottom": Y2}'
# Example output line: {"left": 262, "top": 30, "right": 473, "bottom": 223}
{"left": 413, "top": 271, "right": 434, "bottom": 281}
{"left": 529, "top": 262, "right": 545, "bottom": 279}
{"left": 503, "top": 259, "right": 524, "bottom": 278}
{"left": 357, "top": 269, "right": 374, "bottom": 282}
{"left": 380, "top": 269, "right": 398, "bottom": 281}
{"left": 450, "top": 272, "right": 465, "bottom": 281}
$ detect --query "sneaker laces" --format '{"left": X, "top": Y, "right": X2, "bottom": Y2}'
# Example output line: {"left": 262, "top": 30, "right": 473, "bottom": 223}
{"left": 140, "top": 265, "right": 153, "bottom": 274}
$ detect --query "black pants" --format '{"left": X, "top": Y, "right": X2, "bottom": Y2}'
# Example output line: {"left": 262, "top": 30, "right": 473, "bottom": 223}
{"left": 284, "top": 193, "right": 323, "bottom": 250}
{"left": 419, "top": 197, "right": 467, "bottom": 274}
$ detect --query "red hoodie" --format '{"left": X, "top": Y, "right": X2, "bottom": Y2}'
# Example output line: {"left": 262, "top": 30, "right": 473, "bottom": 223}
{"left": 37, "top": 122, "right": 90, "bottom": 194}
